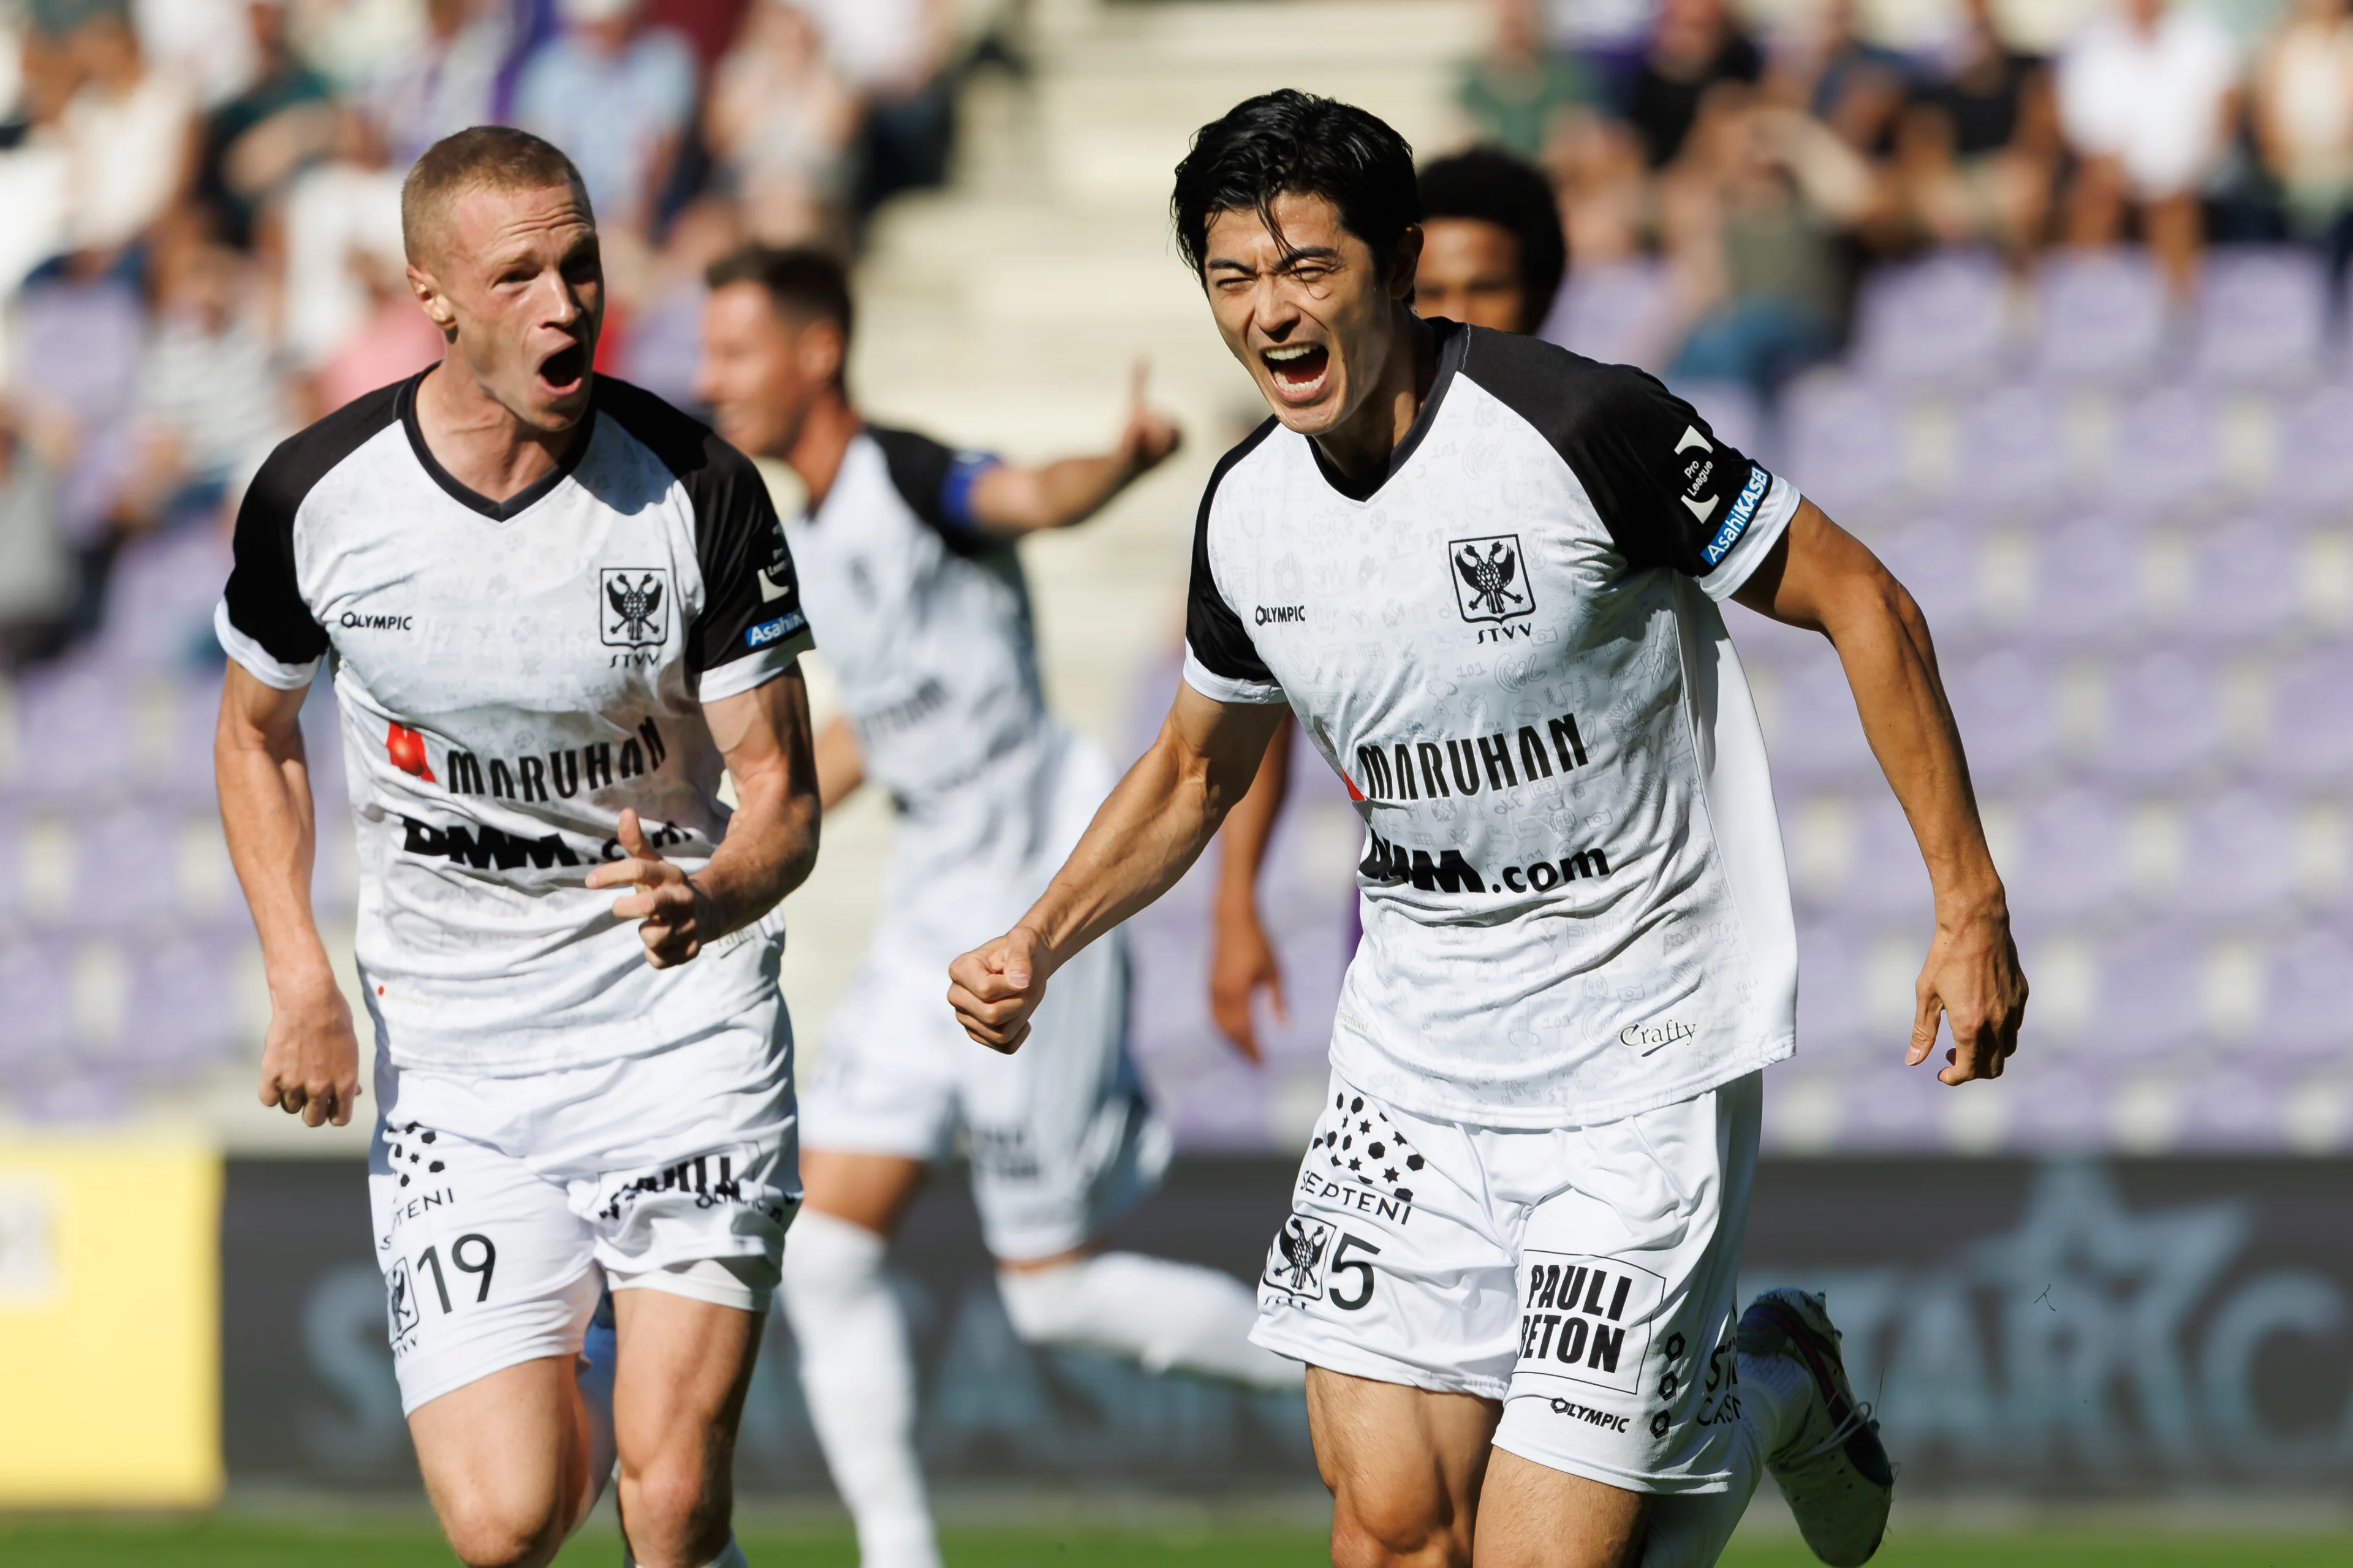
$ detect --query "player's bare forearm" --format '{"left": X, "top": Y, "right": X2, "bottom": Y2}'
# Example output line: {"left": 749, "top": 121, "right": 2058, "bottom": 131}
{"left": 949, "top": 687, "right": 1284, "bottom": 1050}
{"left": 698, "top": 668, "right": 824, "bottom": 928}
{"left": 215, "top": 662, "right": 360, "bottom": 1126}
{"left": 1209, "top": 713, "right": 1293, "bottom": 1059}
{"left": 1731, "top": 499, "right": 2026, "bottom": 1082}
{"left": 215, "top": 665, "right": 333, "bottom": 991}
{"left": 968, "top": 366, "right": 1180, "bottom": 534}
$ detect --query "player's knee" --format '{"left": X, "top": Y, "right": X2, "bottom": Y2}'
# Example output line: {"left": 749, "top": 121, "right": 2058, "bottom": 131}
{"left": 619, "top": 1453, "right": 726, "bottom": 1558}
{"left": 996, "top": 1260, "right": 1091, "bottom": 1347}
{"left": 438, "top": 1490, "right": 568, "bottom": 1568}
{"left": 1329, "top": 1491, "right": 1473, "bottom": 1568}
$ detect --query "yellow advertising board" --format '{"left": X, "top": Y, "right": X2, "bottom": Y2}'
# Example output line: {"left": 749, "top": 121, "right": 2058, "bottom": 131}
{"left": 0, "top": 1140, "right": 221, "bottom": 1506}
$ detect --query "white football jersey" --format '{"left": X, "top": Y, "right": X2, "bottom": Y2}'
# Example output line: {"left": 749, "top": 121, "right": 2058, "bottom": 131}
{"left": 786, "top": 428, "right": 1075, "bottom": 917}
{"left": 215, "top": 371, "right": 816, "bottom": 1075}
{"left": 1183, "top": 324, "right": 1801, "bottom": 1127}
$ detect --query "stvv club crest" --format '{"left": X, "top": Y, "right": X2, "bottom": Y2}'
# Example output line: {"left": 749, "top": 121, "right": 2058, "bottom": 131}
{"left": 1449, "top": 534, "right": 1534, "bottom": 626}
{"left": 601, "top": 567, "right": 670, "bottom": 648}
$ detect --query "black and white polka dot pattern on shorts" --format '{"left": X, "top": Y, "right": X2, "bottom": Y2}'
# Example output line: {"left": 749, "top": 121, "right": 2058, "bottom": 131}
{"left": 1306, "top": 1091, "right": 1423, "bottom": 1205}
{"left": 382, "top": 1120, "right": 449, "bottom": 1189}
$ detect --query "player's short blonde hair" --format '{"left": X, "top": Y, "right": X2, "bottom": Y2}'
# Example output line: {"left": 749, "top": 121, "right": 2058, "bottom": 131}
{"left": 401, "top": 126, "right": 593, "bottom": 267}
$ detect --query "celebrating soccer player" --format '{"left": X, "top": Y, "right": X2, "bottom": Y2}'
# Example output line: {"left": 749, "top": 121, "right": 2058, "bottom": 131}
{"left": 950, "top": 93, "right": 2027, "bottom": 1568}
{"left": 214, "top": 128, "right": 820, "bottom": 1568}
{"left": 695, "top": 247, "right": 1301, "bottom": 1568}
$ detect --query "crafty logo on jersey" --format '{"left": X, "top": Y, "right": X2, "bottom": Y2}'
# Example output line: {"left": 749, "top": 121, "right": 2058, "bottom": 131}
{"left": 1349, "top": 711, "right": 1589, "bottom": 805}
{"left": 1515, "top": 1251, "right": 1665, "bottom": 1396}
{"left": 1620, "top": 1018, "right": 1696, "bottom": 1056}
{"left": 601, "top": 568, "right": 670, "bottom": 648}
{"left": 1450, "top": 534, "right": 1534, "bottom": 627}
{"left": 1263, "top": 1214, "right": 1333, "bottom": 1299}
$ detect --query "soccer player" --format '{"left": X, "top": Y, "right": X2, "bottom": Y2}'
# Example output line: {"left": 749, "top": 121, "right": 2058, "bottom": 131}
{"left": 950, "top": 93, "right": 2027, "bottom": 1568}
{"left": 1210, "top": 142, "right": 1569, "bottom": 1055}
{"left": 214, "top": 127, "right": 820, "bottom": 1568}
{"left": 694, "top": 246, "right": 1303, "bottom": 1568}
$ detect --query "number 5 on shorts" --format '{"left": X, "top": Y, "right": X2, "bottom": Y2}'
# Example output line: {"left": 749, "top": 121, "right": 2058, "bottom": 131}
{"left": 1330, "top": 1233, "right": 1380, "bottom": 1311}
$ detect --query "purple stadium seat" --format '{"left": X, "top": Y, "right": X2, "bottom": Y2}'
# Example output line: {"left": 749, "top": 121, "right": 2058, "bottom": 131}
{"left": 0, "top": 938, "right": 74, "bottom": 1088}
{"left": 2169, "top": 513, "right": 2306, "bottom": 648}
{"left": 1540, "top": 257, "right": 1675, "bottom": 372}
{"left": 2267, "top": 385, "right": 2353, "bottom": 511}
{"left": 2173, "top": 1065, "right": 2286, "bottom": 1149}
{"left": 1794, "top": 918, "right": 1876, "bottom": 1062}
{"left": 2007, "top": 1063, "right": 2118, "bottom": 1152}
{"left": 1755, "top": 656, "right": 1878, "bottom": 790}
{"left": 1782, "top": 372, "right": 1912, "bottom": 517}
{"left": 2086, "top": 649, "right": 2229, "bottom": 786}
{"left": 95, "top": 526, "right": 233, "bottom": 671}
{"left": 2016, "top": 510, "right": 2151, "bottom": 650}
{"left": 1829, "top": 795, "right": 1934, "bottom": 923}
{"left": 2031, "top": 248, "right": 2170, "bottom": 387}
{"left": 2192, "top": 247, "right": 2327, "bottom": 388}
{"left": 9, "top": 659, "right": 140, "bottom": 805}
{"left": 2248, "top": 922, "right": 2353, "bottom": 1062}
{"left": 1675, "top": 380, "right": 1770, "bottom": 468}
{"left": 125, "top": 939, "right": 243, "bottom": 1071}
{"left": 62, "top": 807, "right": 180, "bottom": 934}
{"left": 1953, "top": 385, "right": 2074, "bottom": 509}
{"left": 13, "top": 278, "right": 143, "bottom": 428}
{"left": 2102, "top": 387, "right": 2227, "bottom": 513}
{"left": 1835, "top": 1061, "right": 1947, "bottom": 1149}
{"left": 2252, "top": 645, "right": 2353, "bottom": 788}
{"left": 1850, "top": 249, "right": 2012, "bottom": 388}
{"left": 2083, "top": 920, "right": 2209, "bottom": 1056}
{"left": 2175, "top": 790, "right": 2304, "bottom": 926}
{"left": 1941, "top": 648, "right": 2064, "bottom": 791}
{"left": 1999, "top": 789, "right": 2131, "bottom": 925}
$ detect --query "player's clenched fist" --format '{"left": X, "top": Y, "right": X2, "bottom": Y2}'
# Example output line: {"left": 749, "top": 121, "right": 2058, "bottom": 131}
{"left": 947, "top": 926, "right": 1053, "bottom": 1053}
{"left": 259, "top": 968, "right": 362, "bottom": 1127}
{"left": 588, "top": 808, "right": 713, "bottom": 968}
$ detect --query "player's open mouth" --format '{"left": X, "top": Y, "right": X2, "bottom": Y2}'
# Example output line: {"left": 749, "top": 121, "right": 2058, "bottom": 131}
{"left": 537, "top": 343, "right": 588, "bottom": 395}
{"left": 1260, "top": 343, "right": 1329, "bottom": 401}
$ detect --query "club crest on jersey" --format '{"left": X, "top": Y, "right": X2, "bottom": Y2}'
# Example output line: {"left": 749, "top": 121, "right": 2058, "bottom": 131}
{"left": 1263, "top": 1214, "right": 1334, "bottom": 1300}
{"left": 600, "top": 568, "right": 670, "bottom": 648}
{"left": 1449, "top": 534, "right": 1534, "bottom": 627}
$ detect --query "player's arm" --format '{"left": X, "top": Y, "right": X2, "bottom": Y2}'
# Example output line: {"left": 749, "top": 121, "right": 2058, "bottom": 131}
{"left": 589, "top": 665, "right": 822, "bottom": 969}
{"left": 814, "top": 713, "right": 865, "bottom": 811}
{"left": 950, "top": 684, "right": 1287, "bottom": 1053}
{"left": 1730, "top": 498, "right": 2026, "bottom": 1084}
{"left": 1208, "top": 712, "right": 1294, "bottom": 1062}
{"left": 963, "top": 365, "right": 1181, "bottom": 536}
{"left": 215, "top": 662, "right": 360, "bottom": 1127}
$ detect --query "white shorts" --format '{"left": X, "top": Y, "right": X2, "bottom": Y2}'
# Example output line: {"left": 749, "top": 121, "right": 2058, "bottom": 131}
{"left": 368, "top": 999, "right": 798, "bottom": 1415}
{"left": 1251, "top": 1070, "right": 1760, "bottom": 1494}
{"left": 800, "top": 925, "right": 1165, "bottom": 1262}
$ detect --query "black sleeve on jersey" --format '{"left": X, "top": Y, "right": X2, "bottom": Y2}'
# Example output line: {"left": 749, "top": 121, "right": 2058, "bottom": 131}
{"left": 596, "top": 377, "right": 805, "bottom": 678}
{"left": 868, "top": 426, "right": 1001, "bottom": 556}
{"left": 1461, "top": 329, "right": 1773, "bottom": 580}
{"left": 221, "top": 379, "right": 407, "bottom": 667}
{"left": 1183, "top": 417, "right": 1281, "bottom": 687}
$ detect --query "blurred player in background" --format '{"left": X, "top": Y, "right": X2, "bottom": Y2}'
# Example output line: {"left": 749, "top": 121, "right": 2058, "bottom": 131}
{"left": 214, "top": 128, "right": 820, "bottom": 1568}
{"left": 952, "top": 92, "right": 2027, "bottom": 1568}
{"left": 695, "top": 246, "right": 1302, "bottom": 1568}
{"left": 1210, "top": 143, "right": 1567, "bottom": 1059}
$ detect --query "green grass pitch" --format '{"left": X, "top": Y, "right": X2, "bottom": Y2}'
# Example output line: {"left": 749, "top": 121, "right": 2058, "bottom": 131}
{"left": 0, "top": 1517, "right": 2347, "bottom": 1567}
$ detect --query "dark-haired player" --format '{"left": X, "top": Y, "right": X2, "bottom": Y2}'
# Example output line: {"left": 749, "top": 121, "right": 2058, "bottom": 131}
{"left": 952, "top": 91, "right": 2026, "bottom": 1568}
{"left": 1415, "top": 146, "right": 1568, "bottom": 335}
{"left": 1210, "top": 142, "right": 1569, "bottom": 1057}
{"left": 215, "top": 129, "right": 819, "bottom": 1568}
{"left": 695, "top": 246, "right": 1300, "bottom": 1568}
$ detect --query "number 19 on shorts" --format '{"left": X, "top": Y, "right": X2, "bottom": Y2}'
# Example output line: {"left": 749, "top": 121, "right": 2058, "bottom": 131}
{"left": 388, "top": 1233, "right": 499, "bottom": 1346}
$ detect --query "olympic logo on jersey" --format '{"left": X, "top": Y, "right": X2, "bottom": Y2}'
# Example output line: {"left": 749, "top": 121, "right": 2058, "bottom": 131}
{"left": 600, "top": 568, "right": 671, "bottom": 648}
{"left": 1448, "top": 534, "right": 1534, "bottom": 626}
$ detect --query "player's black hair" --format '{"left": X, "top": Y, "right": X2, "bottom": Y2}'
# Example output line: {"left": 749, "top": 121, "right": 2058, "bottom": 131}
{"left": 1171, "top": 91, "right": 1420, "bottom": 279}
{"left": 1417, "top": 147, "right": 1567, "bottom": 334}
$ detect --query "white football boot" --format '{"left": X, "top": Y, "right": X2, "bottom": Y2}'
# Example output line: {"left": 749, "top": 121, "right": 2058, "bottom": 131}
{"left": 1737, "top": 1288, "right": 1893, "bottom": 1567}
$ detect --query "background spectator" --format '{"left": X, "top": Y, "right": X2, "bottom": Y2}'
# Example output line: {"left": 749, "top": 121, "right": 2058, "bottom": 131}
{"left": 2252, "top": 0, "right": 2353, "bottom": 294}
{"left": 196, "top": 0, "right": 337, "bottom": 249}
{"left": 2057, "top": 0, "right": 2240, "bottom": 297}
{"left": 368, "top": 0, "right": 512, "bottom": 170}
{"left": 1890, "top": 0, "right": 2056, "bottom": 263}
{"left": 55, "top": 0, "right": 196, "bottom": 263}
{"left": 1623, "top": 0, "right": 1762, "bottom": 169}
{"left": 706, "top": 0, "right": 857, "bottom": 246}
{"left": 1460, "top": 0, "right": 1596, "bottom": 164}
{"left": 513, "top": 0, "right": 697, "bottom": 237}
